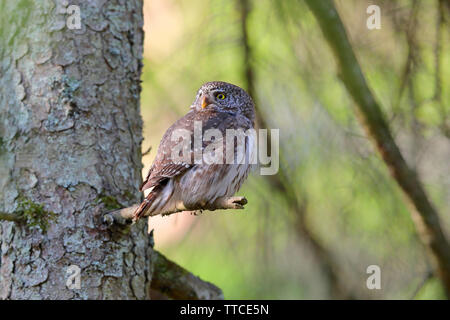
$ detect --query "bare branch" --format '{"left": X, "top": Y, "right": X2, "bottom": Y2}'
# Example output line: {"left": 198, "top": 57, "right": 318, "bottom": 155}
{"left": 392, "top": 0, "right": 419, "bottom": 115}
{"left": 103, "top": 197, "right": 248, "bottom": 227}
{"left": 151, "top": 249, "right": 224, "bottom": 300}
{"left": 0, "top": 212, "right": 22, "bottom": 222}
{"left": 435, "top": 0, "right": 450, "bottom": 138}
{"left": 305, "top": 0, "right": 450, "bottom": 298}
{"left": 142, "top": 146, "right": 152, "bottom": 157}
{"left": 102, "top": 204, "right": 139, "bottom": 227}
{"left": 410, "top": 270, "right": 433, "bottom": 300}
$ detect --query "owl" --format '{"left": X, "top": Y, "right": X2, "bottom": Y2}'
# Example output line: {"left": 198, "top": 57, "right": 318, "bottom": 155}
{"left": 133, "top": 81, "right": 256, "bottom": 221}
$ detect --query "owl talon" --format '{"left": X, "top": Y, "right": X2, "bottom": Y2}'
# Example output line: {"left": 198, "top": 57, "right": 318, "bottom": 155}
{"left": 230, "top": 197, "right": 247, "bottom": 206}
{"left": 181, "top": 210, "right": 202, "bottom": 216}
{"left": 212, "top": 196, "right": 247, "bottom": 210}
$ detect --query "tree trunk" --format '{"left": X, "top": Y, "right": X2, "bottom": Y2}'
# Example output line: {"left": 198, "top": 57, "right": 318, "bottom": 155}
{"left": 0, "top": 0, "right": 152, "bottom": 299}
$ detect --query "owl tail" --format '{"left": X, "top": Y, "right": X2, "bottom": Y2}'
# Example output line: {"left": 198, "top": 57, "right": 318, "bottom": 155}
{"left": 133, "top": 190, "right": 159, "bottom": 221}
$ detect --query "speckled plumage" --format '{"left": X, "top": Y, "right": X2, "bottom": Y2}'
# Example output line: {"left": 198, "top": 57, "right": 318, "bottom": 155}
{"left": 133, "top": 81, "right": 256, "bottom": 220}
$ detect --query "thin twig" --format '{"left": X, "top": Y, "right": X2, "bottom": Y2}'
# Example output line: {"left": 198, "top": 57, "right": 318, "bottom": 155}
{"left": 0, "top": 212, "right": 22, "bottom": 222}
{"left": 410, "top": 271, "right": 433, "bottom": 300}
{"left": 435, "top": 0, "right": 450, "bottom": 138}
{"left": 142, "top": 146, "right": 152, "bottom": 157}
{"left": 392, "top": 0, "right": 419, "bottom": 117}
{"left": 102, "top": 204, "right": 140, "bottom": 227}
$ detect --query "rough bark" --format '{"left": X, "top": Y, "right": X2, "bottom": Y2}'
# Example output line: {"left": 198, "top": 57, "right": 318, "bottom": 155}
{"left": 305, "top": 0, "right": 450, "bottom": 298}
{"left": 0, "top": 0, "right": 152, "bottom": 299}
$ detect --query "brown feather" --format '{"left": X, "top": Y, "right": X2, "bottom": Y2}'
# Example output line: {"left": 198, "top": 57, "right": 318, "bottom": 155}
{"left": 133, "top": 188, "right": 160, "bottom": 220}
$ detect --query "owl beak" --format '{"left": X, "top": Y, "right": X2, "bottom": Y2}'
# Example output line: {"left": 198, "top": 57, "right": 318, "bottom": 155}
{"left": 201, "top": 95, "right": 213, "bottom": 109}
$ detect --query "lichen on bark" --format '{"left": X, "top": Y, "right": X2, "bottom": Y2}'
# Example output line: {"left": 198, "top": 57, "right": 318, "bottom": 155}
{"left": 16, "top": 195, "right": 57, "bottom": 233}
{"left": 0, "top": 0, "right": 152, "bottom": 299}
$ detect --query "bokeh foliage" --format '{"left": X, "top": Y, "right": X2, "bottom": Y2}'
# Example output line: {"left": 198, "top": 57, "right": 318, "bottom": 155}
{"left": 141, "top": 0, "right": 449, "bottom": 299}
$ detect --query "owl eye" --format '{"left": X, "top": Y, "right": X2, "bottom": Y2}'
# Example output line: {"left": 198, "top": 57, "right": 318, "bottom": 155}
{"left": 216, "top": 93, "right": 226, "bottom": 100}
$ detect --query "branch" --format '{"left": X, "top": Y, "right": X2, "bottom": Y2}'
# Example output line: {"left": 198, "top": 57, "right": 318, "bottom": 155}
{"left": 410, "top": 270, "right": 433, "bottom": 300}
{"left": 142, "top": 146, "right": 152, "bottom": 157}
{"left": 0, "top": 212, "right": 22, "bottom": 222}
{"left": 103, "top": 204, "right": 139, "bottom": 227}
{"left": 103, "top": 197, "right": 248, "bottom": 227}
{"left": 392, "top": 0, "right": 419, "bottom": 114}
{"left": 305, "top": 0, "right": 450, "bottom": 298}
{"left": 435, "top": 0, "right": 450, "bottom": 138}
{"left": 151, "top": 249, "right": 224, "bottom": 300}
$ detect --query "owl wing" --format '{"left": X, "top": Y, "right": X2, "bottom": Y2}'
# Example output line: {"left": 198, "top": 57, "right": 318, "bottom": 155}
{"left": 140, "top": 109, "right": 253, "bottom": 191}
{"left": 134, "top": 112, "right": 199, "bottom": 220}
{"left": 140, "top": 162, "right": 192, "bottom": 191}
{"left": 139, "top": 111, "right": 197, "bottom": 192}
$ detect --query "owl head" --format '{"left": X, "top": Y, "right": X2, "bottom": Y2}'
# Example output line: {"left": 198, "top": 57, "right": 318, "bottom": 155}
{"left": 192, "top": 81, "right": 255, "bottom": 124}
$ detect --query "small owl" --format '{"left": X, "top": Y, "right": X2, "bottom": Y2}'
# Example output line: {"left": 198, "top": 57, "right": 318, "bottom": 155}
{"left": 133, "top": 81, "right": 256, "bottom": 220}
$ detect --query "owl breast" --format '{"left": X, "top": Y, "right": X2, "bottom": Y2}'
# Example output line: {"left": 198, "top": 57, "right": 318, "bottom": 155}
{"left": 177, "top": 131, "right": 256, "bottom": 208}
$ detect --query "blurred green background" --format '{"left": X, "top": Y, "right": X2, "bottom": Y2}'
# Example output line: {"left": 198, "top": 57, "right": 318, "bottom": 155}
{"left": 140, "top": 0, "right": 450, "bottom": 299}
